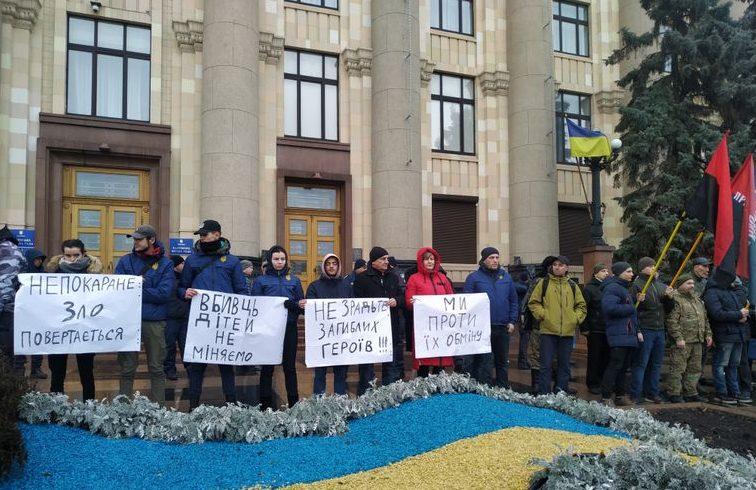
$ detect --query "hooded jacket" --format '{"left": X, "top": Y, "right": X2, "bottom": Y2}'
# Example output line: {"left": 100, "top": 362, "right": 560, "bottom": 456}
{"left": 0, "top": 239, "right": 26, "bottom": 312}
{"left": 527, "top": 274, "right": 587, "bottom": 337}
{"left": 703, "top": 280, "right": 748, "bottom": 343}
{"left": 405, "top": 247, "right": 454, "bottom": 369}
{"left": 601, "top": 277, "right": 639, "bottom": 348}
{"left": 115, "top": 241, "right": 175, "bottom": 321}
{"left": 630, "top": 274, "right": 673, "bottom": 330}
{"left": 178, "top": 237, "right": 247, "bottom": 299}
{"left": 251, "top": 249, "right": 305, "bottom": 325}
{"left": 463, "top": 265, "right": 519, "bottom": 326}
{"left": 23, "top": 248, "right": 46, "bottom": 273}
{"left": 306, "top": 254, "right": 352, "bottom": 300}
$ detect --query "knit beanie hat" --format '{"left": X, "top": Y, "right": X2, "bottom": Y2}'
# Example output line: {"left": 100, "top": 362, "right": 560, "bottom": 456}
{"left": 593, "top": 263, "right": 609, "bottom": 275}
{"left": 638, "top": 256, "right": 656, "bottom": 272}
{"left": 479, "top": 247, "right": 499, "bottom": 265}
{"left": 169, "top": 255, "right": 185, "bottom": 267}
{"left": 676, "top": 273, "right": 694, "bottom": 286}
{"left": 354, "top": 259, "right": 367, "bottom": 270}
{"left": 369, "top": 246, "right": 389, "bottom": 263}
{"left": 612, "top": 261, "right": 632, "bottom": 276}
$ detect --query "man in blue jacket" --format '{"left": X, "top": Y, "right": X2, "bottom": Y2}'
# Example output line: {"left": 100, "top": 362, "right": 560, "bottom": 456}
{"left": 462, "top": 247, "right": 519, "bottom": 387}
{"left": 116, "top": 225, "right": 174, "bottom": 404}
{"left": 179, "top": 220, "right": 248, "bottom": 409}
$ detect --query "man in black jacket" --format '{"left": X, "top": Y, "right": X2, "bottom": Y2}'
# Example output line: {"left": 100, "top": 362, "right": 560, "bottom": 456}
{"left": 164, "top": 255, "right": 189, "bottom": 380}
{"left": 582, "top": 263, "right": 610, "bottom": 394}
{"left": 353, "top": 246, "right": 405, "bottom": 389}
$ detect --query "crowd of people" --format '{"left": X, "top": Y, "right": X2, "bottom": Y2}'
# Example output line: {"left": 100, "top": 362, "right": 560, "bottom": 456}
{"left": 0, "top": 220, "right": 753, "bottom": 410}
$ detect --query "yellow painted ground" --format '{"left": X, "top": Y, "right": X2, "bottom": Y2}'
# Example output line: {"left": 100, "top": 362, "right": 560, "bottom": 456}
{"left": 286, "top": 427, "right": 628, "bottom": 489}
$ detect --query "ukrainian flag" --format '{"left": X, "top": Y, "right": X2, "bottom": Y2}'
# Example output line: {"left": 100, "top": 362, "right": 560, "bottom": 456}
{"left": 566, "top": 119, "right": 611, "bottom": 158}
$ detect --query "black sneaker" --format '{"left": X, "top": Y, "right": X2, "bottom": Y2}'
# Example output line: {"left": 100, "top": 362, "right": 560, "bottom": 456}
{"left": 711, "top": 394, "right": 737, "bottom": 405}
{"left": 683, "top": 394, "right": 705, "bottom": 403}
{"left": 668, "top": 395, "right": 684, "bottom": 403}
{"left": 736, "top": 394, "right": 752, "bottom": 405}
{"left": 31, "top": 368, "right": 48, "bottom": 379}
{"left": 644, "top": 395, "right": 665, "bottom": 404}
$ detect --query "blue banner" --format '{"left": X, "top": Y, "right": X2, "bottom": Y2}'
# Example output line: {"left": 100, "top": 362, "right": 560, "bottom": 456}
{"left": 169, "top": 238, "right": 194, "bottom": 256}
{"left": 10, "top": 229, "right": 35, "bottom": 250}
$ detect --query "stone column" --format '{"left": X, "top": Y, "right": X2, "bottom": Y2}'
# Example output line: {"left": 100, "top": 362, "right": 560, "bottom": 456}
{"left": 371, "top": 0, "right": 422, "bottom": 259}
{"left": 506, "top": 0, "right": 559, "bottom": 264}
{"left": 200, "top": 0, "right": 259, "bottom": 255}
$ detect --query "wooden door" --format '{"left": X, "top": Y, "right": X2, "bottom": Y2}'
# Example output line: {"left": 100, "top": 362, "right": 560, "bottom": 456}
{"left": 284, "top": 215, "right": 341, "bottom": 291}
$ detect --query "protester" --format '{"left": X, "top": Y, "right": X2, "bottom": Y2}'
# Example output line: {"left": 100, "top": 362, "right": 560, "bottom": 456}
{"left": 581, "top": 263, "right": 610, "bottom": 394}
{"left": 114, "top": 225, "right": 173, "bottom": 403}
{"left": 462, "top": 247, "right": 518, "bottom": 387}
{"left": 305, "top": 253, "right": 352, "bottom": 395}
{"left": 179, "top": 220, "right": 247, "bottom": 409}
{"left": 629, "top": 256, "right": 674, "bottom": 404}
{"left": 252, "top": 245, "right": 305, "bottom": 409}
{"left": 240, "top": 259, "right": 254, "bottom": 292}
{"left": 353, "top": 247, "right": 404, "bottom": 389}
{"left": 0, "top": 226, "right": 26, "bottom": 372}
{"left": 45, "top": 239, "right": 102, "bottom": 400}
{"left": 514, "top": 272, "right": 530, "bottom": 370}
{"left": 704, "top": 270, "right": 750, "bottom": 405}
{"left": 345, "top": 259, "right": 367, "bottom": 289}
{"left": 406, "top": 247, "right": 455, "bottom": 377}
{"left": 20, "top": 247, "right": 47, "bottom": 379}
{"left": 528, "top": 255, "right": 586, "bottom": 395}
{"left": 691, "top": 257, "right": 711, "bottom": 297}
{"left": 164, "top": 255, "right": 189, "bottom": 380}
{"left": 664, "top": 274, "right": 712, "bottom": 403}
{"left": 600, "top": 262, "right": 641, "bottom": 406}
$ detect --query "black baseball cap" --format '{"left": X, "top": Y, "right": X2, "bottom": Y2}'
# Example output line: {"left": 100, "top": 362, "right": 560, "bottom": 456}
{"left": 194, "top": 220, "right": 221, "bottom": 235}
{"left": 126, "top": 224, "right": 157, "bottom": 239}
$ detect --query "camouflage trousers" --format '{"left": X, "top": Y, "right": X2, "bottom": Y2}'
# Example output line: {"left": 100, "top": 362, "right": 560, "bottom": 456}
{"left": 665, "top": 342, "right": 703, "bottom": 397}
{"left": 528, "top": 329, "right": 540, "bottom": 367}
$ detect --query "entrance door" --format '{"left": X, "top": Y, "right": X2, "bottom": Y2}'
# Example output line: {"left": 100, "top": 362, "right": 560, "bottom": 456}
{"left": 63, "top": 167, "right": 150, "bottom": 272}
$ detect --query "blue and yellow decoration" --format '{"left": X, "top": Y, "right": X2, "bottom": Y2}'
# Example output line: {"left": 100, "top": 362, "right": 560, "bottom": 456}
{"left": 3, "top": 394, "right": 628, "bottom": 489}
{"left": 566, "top": 119, "right": 611, "bottom": 158}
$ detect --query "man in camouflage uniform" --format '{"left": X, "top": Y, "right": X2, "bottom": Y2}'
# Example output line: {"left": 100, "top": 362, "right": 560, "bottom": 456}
{"left": 665, "top": 273, "right": 713, "bottom": 403}
{"left": 0, "top": 225, "right": 27, "bottom": 371}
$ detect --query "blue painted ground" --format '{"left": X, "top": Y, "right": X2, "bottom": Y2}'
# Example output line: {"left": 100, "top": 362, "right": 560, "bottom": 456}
{"left": 1, "top": 393, "right": 625, "bottom": 489}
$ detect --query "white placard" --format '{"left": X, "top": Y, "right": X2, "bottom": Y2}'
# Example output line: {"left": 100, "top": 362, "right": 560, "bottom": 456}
{"left": 305, "top": 298, "right": 393, "bottom": 368}
{"left": 413, "top": 293, "right": 491, "bottom": 358}
{"left": 184, "top": 290, "right": 288, "bottom": 365}
{"left": 13, "top": 273, "right": 143, "bottom": 355}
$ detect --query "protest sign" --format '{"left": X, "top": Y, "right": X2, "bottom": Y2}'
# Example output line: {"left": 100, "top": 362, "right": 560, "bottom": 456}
{"left": 14, "top": 273, "right": 142, "bottom": 355}
{"left": 412, "top": 293, "right": 491, "bottom": 358}
{"left": 184, "top": 290, "right": 288, "bottom": 365}
{"left": 305, "top": 298, "right": 393, "bottom": 368}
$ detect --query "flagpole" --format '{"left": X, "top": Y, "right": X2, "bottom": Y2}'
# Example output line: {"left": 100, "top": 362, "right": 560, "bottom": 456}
{"left": 635, "top": 213, "right": 686, "bottom": 306}
{"left": 669, "top": 230, "right": 705, "bottom": 287}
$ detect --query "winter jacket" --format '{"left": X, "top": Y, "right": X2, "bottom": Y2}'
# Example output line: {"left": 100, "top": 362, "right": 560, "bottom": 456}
{"left": 463, "top": 265, "right": 519, "bottom": 326}
{"left": 178, "top": 238, "right": 247, "bottom": 298}
{"left": 581, "top": 277, "right": 606, "bottom": 334}
{"left": 667, "top": 290, "right": 711, "bottom": 344}
{"left": 601, "top": 277, "right": 639, "bottom": 348}
{"left": 251, "top": 264, "right": 305, "bottom": 325}
{"left": 0, "top": 240, "right": 26, "bottom": 312}
{"left": 46, "top": 254, "right": 104, "bottom": 274}
{"left": 704, "top": 282, "right": 748, "bottom": 343}
{"left": 514, "top": 280, "right": 528, "bottom": 321}
{"left": 167, "top": 270, "right": 190, "bottom": 320}
{"left": 527, "top": 274, "right": 587, "bottom": 337}
{"left": 405, "top": 247, "right": 454, "bottom": 369}
{"left": 353, "top": 264, "right": 405, "bottom": 328}
{"left": 23, "top": 248, "right": 46, "bottom": 273}
{"left": 306, "top": 254, "right": 353, "bottom": 300}
{"left": 115, "top": 242, "right": 174, "bottom": 321}
{"left": 630, "top": 274, "right": 673, "bottom": 330}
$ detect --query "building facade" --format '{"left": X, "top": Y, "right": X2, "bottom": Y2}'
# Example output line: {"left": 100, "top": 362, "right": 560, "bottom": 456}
{"left": 1, "top": 0, "right": 645, "bottom": 287}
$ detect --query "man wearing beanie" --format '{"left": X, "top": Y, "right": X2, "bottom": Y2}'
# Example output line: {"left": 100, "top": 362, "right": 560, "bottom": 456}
{"left": 462, "top": 247, "right": 519, "bottom": 386}
{"left": 581, "top": 263, "right": 610, "bottom": 394}
{"left": 664, "top": 274, "right": 712, "bottom": 403}
{"left": 353, "top": 246, "right": 405, "bottom": 391}
{"left": 629, "top": 257, "right": 675, "bottom": 404}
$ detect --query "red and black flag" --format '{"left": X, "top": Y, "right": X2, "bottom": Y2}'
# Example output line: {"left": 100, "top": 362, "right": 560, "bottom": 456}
{"left": 685, "top": 134, "right": 733, "bottom": 272}
{"left": 734, "top": 154, "right": 756, "bottom": 287}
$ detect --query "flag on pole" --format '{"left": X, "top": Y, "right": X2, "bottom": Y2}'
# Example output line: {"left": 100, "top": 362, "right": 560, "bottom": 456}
{"left": 731, "top": 153, "right": 756, "bottom": 303}
{"left": 685, "top": 134, "right": 733, "bottom": 271}
{"left": 566, "top": 119, "right": 611, "bottom": 158}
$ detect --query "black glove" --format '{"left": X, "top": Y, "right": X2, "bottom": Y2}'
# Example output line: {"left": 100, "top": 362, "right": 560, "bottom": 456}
{"left": 283, "top": 299, "right": 298, "bottom": 311}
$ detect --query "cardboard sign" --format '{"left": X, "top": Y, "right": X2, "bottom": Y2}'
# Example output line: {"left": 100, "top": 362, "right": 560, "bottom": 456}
{"left": 413, "top": 293, "right": 491, "bottom": 358}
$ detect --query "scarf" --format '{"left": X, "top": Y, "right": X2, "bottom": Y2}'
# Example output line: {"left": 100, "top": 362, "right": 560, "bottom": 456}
{"left": 58, "top": 256, "right": 92, "bottom": 274}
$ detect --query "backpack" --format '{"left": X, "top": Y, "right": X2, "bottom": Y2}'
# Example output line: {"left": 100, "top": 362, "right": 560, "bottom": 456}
{"left": 521, "top": 276, "right": 578, "bottom": 331}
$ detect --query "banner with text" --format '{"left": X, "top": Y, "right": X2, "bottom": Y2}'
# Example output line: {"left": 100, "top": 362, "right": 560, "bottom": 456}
{"left": 305, "top": 298, "right": 393, "bottom": 368}
{"left": 413, "top": 293, "right": 491, "bottom": 358}
{"left": 184, "top": 291, "right": 288, "bottom": 365}
{"left": 14, "top": 273, "right": 143, "bottom": 355}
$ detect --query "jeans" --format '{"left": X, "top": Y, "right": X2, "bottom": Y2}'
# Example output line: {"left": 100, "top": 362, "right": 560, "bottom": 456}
{"left": 48, "top": 353, "right": 96, "bottom": 401}
{"left": 601, "top": 346, "right": 634, "bottom": 398}
{"left": 260, "top": 321, "right": 299, "bottom": 407}
{"left": 491, "top": 326, "right": 510, "bottom": 387}
{"left": 118, "top": 320, "right": 167, "bottom": 403}
{"left": 713, "top": 341, "right": 742, "bottom": 396}
{"left": 586, "top": 332, "right": 610, "bottom": 390}
{"left": 313, "top": 365, "right": 348, "bottom": 395}
{"left": 357, "top": 364, "right": 375, "bottom": 395}
{"left": 381, "top": 320, "right": 405, "bottom": 385}
{"left": 517, "top": 325, "right": 530, "bottom": 367}
{"left": 538, "top": 334, "right": 573, "bottom": 394}
{"left": 164, "top": 317, "right": 187, "bottom": 374}
{"left": 460, "top": 353, "right": 493, "bottom": 385}
{"left": 630, "top": 329, "right": 665, "bottom": 400}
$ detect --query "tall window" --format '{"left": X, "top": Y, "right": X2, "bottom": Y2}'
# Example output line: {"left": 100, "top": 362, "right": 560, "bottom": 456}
{"left": 552, "top": 1, "right": 589, "bottom": 57}
{"left": 555, "top": 91, "right": 591, "bottom": 163}
{"left": 431, "top": 73, "right": 475, "bottom": 155}
{"left": 430, "top": 0, "right": 473, "bottom": 36}
{"left": 433, "top": 196, "right": 478, "bottom": 264}
{"left": 66, "top": 16, "right": 151, "bottom": 121}
{"left": 285, "top": 0, "right": 338, "bottom": 9}
{"left": 284, "top": 50, "right": 339, "bottom": 141}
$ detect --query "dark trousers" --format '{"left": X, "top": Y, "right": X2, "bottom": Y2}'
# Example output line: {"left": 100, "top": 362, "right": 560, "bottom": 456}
{"left": 417, "top": 365, "right": 443, "bottom": 377}
{"left": 381, "top": 321, "right": 405, "bottom": 385}
{"left": 260, "top": 321, "right": 299, "bottom": 407}
{"left": 163, "top": 317, "right": 187, "bottom": 373}
{"left": 586, "top": 332, "right": 610, "bottom": 389}
{"left": 601, "top": 346, "right": 634, "bottom": 399}
{"left": 48, "top": 353, "right": 96, "bottom": 401}
{"left": 0, "top": 311, "right": 14, "bottom": 368}
{"left": 739, "top": 336, "right": 752, "bottom": 396}
{"left": 538, "top": 334, "right": 573, "bottom": 394}
{"left": 357, "top": 364, "right": 375, "bottom": 395}
{"left": 313, "top": 365, "right": 348, "bottom": 395}
{"left": 491, "top": 326, "right": 510, "bottom": 387}
{"left": 518, "top": 325, "right": 530, "bottom": 367}
{"left": 187, "top": 363, "right": 236, "bottom": 400}
{"left": 460, "top": 353, "right": 492, "bottom": 385}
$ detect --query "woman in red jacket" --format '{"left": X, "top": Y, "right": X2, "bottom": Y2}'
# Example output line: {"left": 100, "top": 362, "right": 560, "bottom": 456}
{"left": 405, "top": 246, "right": 455, "bottom": 377}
